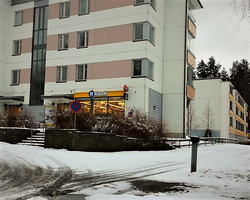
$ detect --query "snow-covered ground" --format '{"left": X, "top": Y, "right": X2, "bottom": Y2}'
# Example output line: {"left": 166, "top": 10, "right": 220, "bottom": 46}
{"left": 0, "top": 142, "right": 249, "bottom": 200}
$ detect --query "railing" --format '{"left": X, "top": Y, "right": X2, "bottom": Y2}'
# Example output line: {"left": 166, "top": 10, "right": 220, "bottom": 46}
{"left": 163, "top": 137, "right": 238, "bottom": 148}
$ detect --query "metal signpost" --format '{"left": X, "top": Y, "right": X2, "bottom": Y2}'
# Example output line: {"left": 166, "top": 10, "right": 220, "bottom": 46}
{"left": 70, "top": 101, "right": 82, "bottom": 129}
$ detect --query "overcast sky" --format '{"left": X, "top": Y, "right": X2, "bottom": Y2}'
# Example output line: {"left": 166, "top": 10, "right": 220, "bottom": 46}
{"left": 194, "top": 0, "right": 250, "bottom": 73}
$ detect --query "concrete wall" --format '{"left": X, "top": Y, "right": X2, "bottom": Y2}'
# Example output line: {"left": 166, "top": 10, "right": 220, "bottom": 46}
{"left": 0, "top": 127, "right": 33, "bottom": 144}
{"left": 45, "top": 129, "right": 173, "bottom": 152}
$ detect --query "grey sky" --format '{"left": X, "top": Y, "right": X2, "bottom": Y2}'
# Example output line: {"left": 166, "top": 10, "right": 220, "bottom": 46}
{"left": 194, "top": 0, "right": 250, "bottom": 73}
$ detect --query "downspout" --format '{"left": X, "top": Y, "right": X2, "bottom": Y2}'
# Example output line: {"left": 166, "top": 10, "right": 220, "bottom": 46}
{"left": 183, "top": 0, "right": 188, "bottom": 138}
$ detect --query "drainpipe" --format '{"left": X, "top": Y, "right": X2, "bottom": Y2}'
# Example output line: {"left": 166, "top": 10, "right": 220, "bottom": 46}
{"left": 183, "top": 0, "right": 188, "bottom": 138}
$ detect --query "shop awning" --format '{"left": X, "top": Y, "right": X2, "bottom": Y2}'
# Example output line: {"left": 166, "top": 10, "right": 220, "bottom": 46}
{"left": 0, "top": 96, "right": 24, "bottom": 102}
{"left": 41, "top": 94, "right": 74, "bottom": 100}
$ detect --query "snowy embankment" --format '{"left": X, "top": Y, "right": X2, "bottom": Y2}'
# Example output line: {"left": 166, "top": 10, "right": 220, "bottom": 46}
{"left": 0, "top": 142, "right": 249, "bottom": 200}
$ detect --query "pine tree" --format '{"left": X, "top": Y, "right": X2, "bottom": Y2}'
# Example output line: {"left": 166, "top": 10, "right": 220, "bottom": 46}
{"left": 195, "top": 57, "right": 222, "bottom": 79}
{"left": 220, "top": 67, "right": 229, "bottom": 81}
{"left": 207, "top": 56, "right": 221, "bottom": 78}
{"left": 196, "top": 60, "right": 209, "bottom": 78}
{"left": 230, "top": 59, "right": 250, "bottom": 105}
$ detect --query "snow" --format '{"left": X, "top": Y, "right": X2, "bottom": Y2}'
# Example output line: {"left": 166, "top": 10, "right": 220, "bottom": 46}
{"left": 0, "top": 142, "right": 249, "bottom": 199}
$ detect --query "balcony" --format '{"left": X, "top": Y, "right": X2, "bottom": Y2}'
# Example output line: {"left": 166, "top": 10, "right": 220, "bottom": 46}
{"left": 187, "top": 85, "right": 195, "bottom": 100}
{"left": 187, "top": 50, "right": 196, "bottom": 68}
{"left": 188, "top": 17, "right": 196, "bottom": 38}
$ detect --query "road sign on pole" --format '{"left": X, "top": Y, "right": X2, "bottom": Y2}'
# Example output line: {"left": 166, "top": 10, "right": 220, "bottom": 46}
{"left": 70, "top": 101, "right": 82, "bottom": 113}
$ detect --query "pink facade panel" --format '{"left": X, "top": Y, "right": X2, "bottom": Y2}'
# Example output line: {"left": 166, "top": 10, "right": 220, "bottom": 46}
{"left": 20, "top": 69, "right": 31, "bottom": 84}
{"left": 89, "top": 60, "right": 132, "bottom": 80}
{"left": 47, "top": 35, "right": 58, "bottom": 51}
{"left": 90, "top": 24, "right": 133, "bottom": 46}
{"left": 22, "top": 38, "right": 32, "bottom": 54}
{"left": 67, "top": 65, "right": 76, "bottom": 81}
{"left": 48, "top": 3, "right": 60, "bottom": 19}
{"left": 70, "top": 0, "right": 79, "bottom": 16}
{"left": 90, "top": 0, "right": 134, "bottom": 12}
{"left": 45, "top": 66, "right": 57, "bottom": 82}
{"left": 69, "top": 32, "right": 77, "bottom": 48}
{"left": 23, "top": 8, "right": 34, "bottom": 24}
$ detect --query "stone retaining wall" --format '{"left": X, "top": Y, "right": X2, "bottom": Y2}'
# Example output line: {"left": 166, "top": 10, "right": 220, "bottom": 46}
{"left": 45, "top": 129, "right": 173, "bottom": 152}
{"left": 0, "top": 128, "right": 33, "bottom": 144}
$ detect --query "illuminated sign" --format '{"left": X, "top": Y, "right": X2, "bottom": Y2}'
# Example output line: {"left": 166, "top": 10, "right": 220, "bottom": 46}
{"left": 88, "top": 90, "right": 108, "bottom": 97}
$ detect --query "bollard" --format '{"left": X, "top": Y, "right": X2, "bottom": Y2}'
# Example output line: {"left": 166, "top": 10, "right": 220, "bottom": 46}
{"left": 190, "top": 136, "right": 200, "bottom": 173}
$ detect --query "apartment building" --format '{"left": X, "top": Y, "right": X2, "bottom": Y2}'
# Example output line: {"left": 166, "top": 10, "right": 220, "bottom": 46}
{"left": 190, "top": 79, "right": 249, "bottom": 139}
{"left": 0, "top": 0, "right": 203, "bottom": 136}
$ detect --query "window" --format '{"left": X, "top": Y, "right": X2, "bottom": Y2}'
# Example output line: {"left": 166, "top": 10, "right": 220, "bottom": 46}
{"left": 135, "top": 0, "right": 155, "bottom": 9}
{"left": 11, "top": 70, "right": 20, "bottom": 85}
{"left": 230, "top": 101, "right": 233, "bottom": 111}
{"left": 229, "top": 116, "right": 233, "bottom": 126}
{"left": 187, "top": 66, "right": 194, "bottom": 86}
{"left": 60, "top": 2, "right": 70, "bottom": 18}
{"left": 14, "top": 11, "right": 23, "bottom": 26}
{"left": 79, "top": 0, "right": 89, "bottom": 15}
{"left": 58, "top": 34, "right": 69, "bottom": 50}
{"left": 134, "top": 22, "right": 155, "bottom": 44}
{"left": 236, "top": 107, "right": 239, "bottom": 116}
{"left": 57, "top": 66, "right": 67, "bottom": 82}
{"left": 76, "top": 64, "right": 87, "bottom": 81}
{"left": 78, "top": 31, "right": 88, "bottom": 48}
{"left": 13, "top": 40, "right": 22, "bottom": 55}
{"left": 133, "top": 58, "right": 153, "bottom": 80}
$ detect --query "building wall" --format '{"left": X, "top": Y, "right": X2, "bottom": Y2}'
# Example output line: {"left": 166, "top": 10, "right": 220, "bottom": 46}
{"left": 193, "top": 79, "right": 248, "bottom": 138}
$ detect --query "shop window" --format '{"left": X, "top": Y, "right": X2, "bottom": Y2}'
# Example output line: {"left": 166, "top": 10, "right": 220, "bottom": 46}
{"left": 14, "top": 11, "right": 23, "bottom": 26}
{"left": 57, "top": 66, "right": 67, "bottom": 82}
{"left": 11, "top": 70, "right": 20, "bottom": 85}
{"left": 133, "top": 58, "right": 153, "bottom": 80}
{"left": 60, "top": 2, "right": 70, "bottom": 18}
{"left": 135, "top": 0, "right": 155, "bottom": 9}
{"left": 13, "top": 40, "right": 22, "bottom": 55}
{"left": 79, "top": 0, "right": 89, "bottom": 15}
{"left": 58, "top": 34, "right": 69, "bottom": 50}
{"left": 134, "top": 22, "right": 155, "bottom": 44}
{"left": 77, "top": 31, "right": 88, "bottom": 48}
{"left": 76, "top": 64, "right": 87, "bottom": 81}
{"left": 108, "top": 97, "right": 125, "bottom": 114}
{"left": 57, "top": 103, "right": 69, "bottom": 110}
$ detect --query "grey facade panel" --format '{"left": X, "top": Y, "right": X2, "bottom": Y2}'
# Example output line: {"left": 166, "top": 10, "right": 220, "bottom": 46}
{"left": 148, "top": 88, "right": 163, "bottom": 122}
{"left": 22, "top": 105, "right": 45, "bottom": 122}
{"left": 12, "top": 0, "right": 34, "bottom": 6}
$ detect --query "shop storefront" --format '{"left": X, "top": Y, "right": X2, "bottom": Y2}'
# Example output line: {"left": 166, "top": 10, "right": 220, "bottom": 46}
{"left": 74, "top": 90, "right": 126, "bottom": 115}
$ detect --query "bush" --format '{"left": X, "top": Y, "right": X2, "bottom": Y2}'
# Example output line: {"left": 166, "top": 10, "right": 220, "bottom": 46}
{"left": 52, "top": 108, "right": 169, "bottom": 139}
{"left": 0, "top": 111, "right": 35, "bottom": 128}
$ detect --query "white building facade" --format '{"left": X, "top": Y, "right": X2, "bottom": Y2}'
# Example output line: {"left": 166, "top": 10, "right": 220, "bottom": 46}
{"left": 191, "top": 79, "right": 249, "bottom": 139}
{"left": 0, "top": 0, "right": 203, "bottom": 137}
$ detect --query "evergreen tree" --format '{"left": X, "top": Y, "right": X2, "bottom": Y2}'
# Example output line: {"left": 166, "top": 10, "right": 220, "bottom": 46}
{"left": 220, "top": 67, "right": 229, "bottom": 81}
{"left": 229, "top": 59, "right": 250, "bottom": 105}
{"left": 196, "top": 60, "right": 209, "bottom": 78}
{"left": 195, "top": 57, "right": 221, "bottom": 79}
{"left": 207, "top": 56, "right": 221, "bottom": 78}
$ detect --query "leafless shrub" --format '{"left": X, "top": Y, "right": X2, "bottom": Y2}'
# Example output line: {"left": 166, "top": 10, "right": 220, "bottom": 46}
{"left": 76, "top": 111, "right": 97, "bottom": 131}
{"left": 123, "top": 110, "right": 169, "bottom": 139}
{"left": 53, "top": 108, "right": 74, "bottom": 129}
{"left": 0, "top": 111, "right": 35, "bottom": 128}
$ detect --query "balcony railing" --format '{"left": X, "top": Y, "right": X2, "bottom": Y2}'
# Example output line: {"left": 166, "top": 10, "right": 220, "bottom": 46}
{"left": 187, "top": 85, "right": 195, "bottom": 100}
{"left": 187, "top": 50, "right": 196, "bottom": 68}
{"left": 188, "top": 17, "right": 196, "bottom": 38}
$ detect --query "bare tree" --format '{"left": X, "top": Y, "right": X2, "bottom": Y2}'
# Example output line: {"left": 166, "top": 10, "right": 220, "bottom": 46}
{"left": 229, "top": 0, "right": 250, "bottom": 23}
{"left": 201, "top": 101, "right": 215, "bottom": 131}
{"left": 187, "top": 103, "right": 200, "bottom": 136}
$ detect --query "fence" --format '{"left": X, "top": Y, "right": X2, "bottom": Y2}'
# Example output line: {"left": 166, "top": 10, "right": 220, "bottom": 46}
{"left": 163, "top": 137, "right": 238, "bottom": 148}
